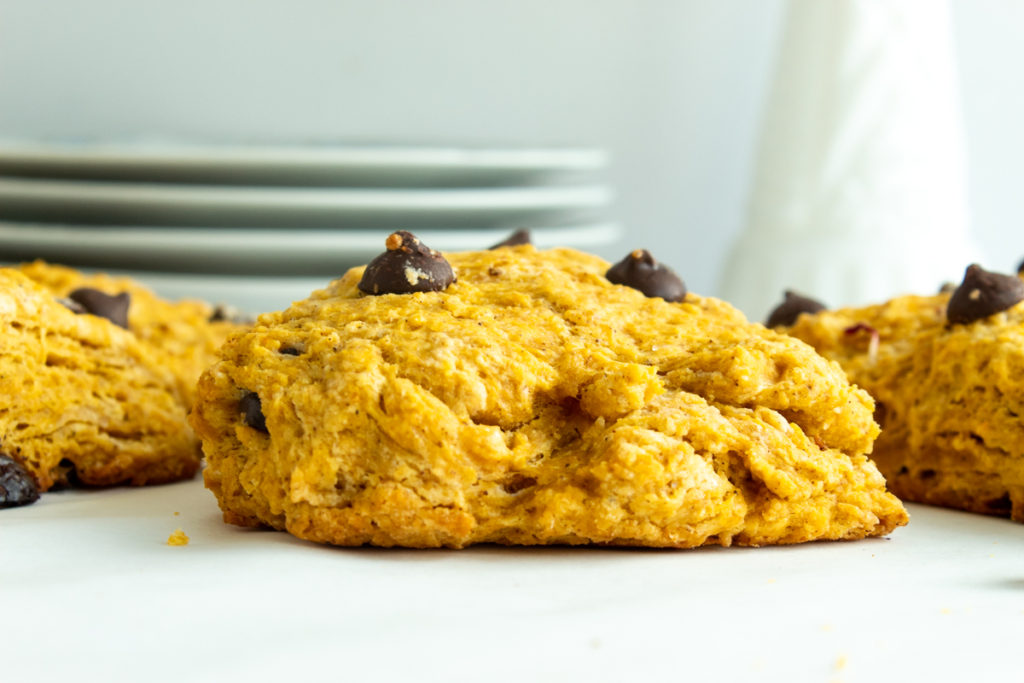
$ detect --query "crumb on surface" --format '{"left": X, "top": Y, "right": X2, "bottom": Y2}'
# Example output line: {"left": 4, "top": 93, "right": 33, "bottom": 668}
{"left": 835, "top": 655, "right": 848, "bottom": 671}
{"left": 167, "top": 528, "right": 190, "bottom": 546}
{"left": 173, "top": 511, "right": 180, "bottom": 516}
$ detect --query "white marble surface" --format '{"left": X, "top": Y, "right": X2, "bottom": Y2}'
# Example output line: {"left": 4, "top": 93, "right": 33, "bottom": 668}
{"left": 3, "top": 477, "right": 1023, "bottom": 682}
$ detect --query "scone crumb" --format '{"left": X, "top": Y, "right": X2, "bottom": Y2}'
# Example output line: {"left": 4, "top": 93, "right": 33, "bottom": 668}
{"left": 173, "top": 511, "right": 180, "bottom": 516}
{"left": 167, "top": 528, "right": 190, "bottom": 546}
{"left": 835, "top": 655, "right": 848, "bottom": 671}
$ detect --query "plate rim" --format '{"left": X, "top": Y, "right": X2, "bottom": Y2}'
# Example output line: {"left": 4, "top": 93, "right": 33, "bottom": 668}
{"left": 0, "top": 142, "right": 608, "bottom": 172}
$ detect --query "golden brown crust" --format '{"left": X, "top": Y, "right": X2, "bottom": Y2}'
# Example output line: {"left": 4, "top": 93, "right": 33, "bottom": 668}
{"left": 191, "top": 246, "right": 907, "bottom": 548}
{"left": 785, "top": 292, "right": 1024, "bottom": 521}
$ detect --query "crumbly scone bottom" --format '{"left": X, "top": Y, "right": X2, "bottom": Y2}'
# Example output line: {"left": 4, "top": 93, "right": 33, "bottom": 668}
{"left": 191, "top": 247, "right": 907, "bottom": 548}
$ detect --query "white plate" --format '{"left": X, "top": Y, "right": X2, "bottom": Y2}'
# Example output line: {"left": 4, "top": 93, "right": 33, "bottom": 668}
{"left": 0, "top": 222, "right": 622, "bottom": 274}
{"left": 0, "top": 178, "right": 611, "bottom": 228}
{"left": 0, "top": 143, "right": 607, "bottom": 186}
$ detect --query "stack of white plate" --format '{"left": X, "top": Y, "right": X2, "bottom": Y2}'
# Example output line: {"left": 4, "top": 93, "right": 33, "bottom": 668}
{"left": 0, "top": 143, "right": 616, "bottom": 312}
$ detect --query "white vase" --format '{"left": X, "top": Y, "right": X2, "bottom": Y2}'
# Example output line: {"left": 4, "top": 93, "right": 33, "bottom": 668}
{"left": 720, "top": 0, "right": 984, "bottom": 322}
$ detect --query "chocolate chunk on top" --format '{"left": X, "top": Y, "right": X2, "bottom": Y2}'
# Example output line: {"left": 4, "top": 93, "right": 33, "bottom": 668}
{"left": 605, "top": 249, "right": 686, "bottom": 302}
{"left": 0, "top": 453, "right": 40, "bottom": 508}
{"left": 357, "top": 231, "right": 456, "bottom": 296}
{"left": 239, "top": 392, "right": 268, "bottom": 433}
{"left": 947, "top": 264, "right": 1024, "bottom": 325}
{"left": 56, "top": 296, "right": 85, "bottom": 314}
{"left": 766, "top": 290, "right": 826, "bottom": 328}
{"left": 489, "top": 229, "right": 532, "bottom": 249}
{"left": 67, "top": 288, "right": 130, "bottom": 329}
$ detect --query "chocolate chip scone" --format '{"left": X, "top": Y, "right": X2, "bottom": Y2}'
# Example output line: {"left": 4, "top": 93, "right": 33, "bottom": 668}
{"left": 781, "top": 264, "right": 1024, "bottom": 521}
{"left": 17, "top": 260, "right": 246, "bottom": 407}
{"left": 0, "top": 268, "right": 202, "bottom": 506}
{"left": 190, "top": 232, "right": 907, "bottom": 548}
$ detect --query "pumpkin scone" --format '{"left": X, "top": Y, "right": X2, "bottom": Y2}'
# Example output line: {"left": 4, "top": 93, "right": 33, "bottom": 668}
{"left": 190, "top": 232, "right": 907, "bottom": 548}
{"left": 780, "top": 264, "right": 1024, "bottom": 521}
{"left": 16, "top": 260, "right": 247, "bottom": 406}
{"left": 0, "top": 268, "right": 202, "bottom": 507}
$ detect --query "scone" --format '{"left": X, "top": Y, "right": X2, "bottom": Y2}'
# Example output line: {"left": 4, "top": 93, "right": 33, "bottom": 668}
{"left": 17, "top": 260, "right": 246, "bottom": 406}
{"left": 0, "top": 268, "right": 202, "bottom": 506}
{"left": 780, "top": 264, "right": 1024, "bottom": 521}
{"left": 190, "top": 232, "right": 907, "bottom": 548}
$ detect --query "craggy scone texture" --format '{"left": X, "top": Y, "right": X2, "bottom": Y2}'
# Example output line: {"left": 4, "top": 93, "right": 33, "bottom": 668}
{"left": 786, "top": 292, "right": 1024, "bottom": 521}
{"left": 0, "top": 269, "right": 200, "bottom": 491}
{"left": 18, "top": 260, "right": 244, "bottom": 406}
{"left": 190, "top": 246, "right": 907, "bottom": 548}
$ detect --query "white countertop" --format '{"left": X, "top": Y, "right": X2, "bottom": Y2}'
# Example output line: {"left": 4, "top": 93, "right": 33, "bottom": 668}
{"left": 4, "top": 478, "right": 1022, "bottom": 682}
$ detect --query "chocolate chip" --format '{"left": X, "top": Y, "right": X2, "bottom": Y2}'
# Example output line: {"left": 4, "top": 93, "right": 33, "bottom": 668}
{"left": 489, "top": 229, "right": 532, "bottom": 249}
{"left": 68, "top": 288, "right": 130, "bottom": 329}
{"left": 1018, "top": 258, "right": 1024, "bottom": 276}
{"left": 56, "top": 296, "right": 85, "bottom": 314}
{"left": 605, "top": 249, "right": 686, "bottom": 302}
{"left": 0, "top": 453, "right": 40, "bottom": 508}
{"left": 765, "top": 290, "right": 826, "bottom": 327}
{"left": 357, "top": 231, "right": 456, "bottom": 296}
{"left": 209, "top": 304, "right": 255, "bottom": 325}
{"left": 239, "top": 392, "right": 268, "bottom": 433}
{"left": 938, "top": 281, "right": 956, "bottom": 294}
{"left": 279, "top": 346, "right": 301, "bottom": 356}
{"left": 946, "top": 264, "right": 1024, "bottom": 325}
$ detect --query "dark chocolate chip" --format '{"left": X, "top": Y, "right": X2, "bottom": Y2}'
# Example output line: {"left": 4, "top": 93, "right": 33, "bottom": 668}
{"left": 1018, "top": 258, "right": 1024, "bottom": 276}
{"left": 56, "top": 296, "right": 85, "bottom": 314}
{"left": 765, "top": 290, "right": 826, "bottom": 327}
{"left": 946, "top": 264, "right": 1024, "bottom": 325}
{"left": 239, "top": 391, "right": 268, "bottom": 433}
{"left": 0, "top": 453, "right": 40, "bottom": 508}
{"left": 68, "top": 288, "right": 130, "bottom": 329}
{"left": 605, "top": 249, "right": 686, "bottom": 302}
{"left": 489, "top": 229, "right": 532, "bottom": 249}
{"left": 357, "top": 231, "right": 456, "bottom": 296}
{"left": 279, "top": 346, "right": 301, "bottom": 356}
{"left": 209, "top": 304, "right": 255, "bottom": 325}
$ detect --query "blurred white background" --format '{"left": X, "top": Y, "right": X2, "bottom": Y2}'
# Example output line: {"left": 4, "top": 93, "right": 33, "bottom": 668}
{"left": 1, "top": 0, "right": 1022, "bottom": 305}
